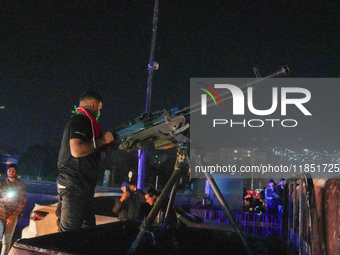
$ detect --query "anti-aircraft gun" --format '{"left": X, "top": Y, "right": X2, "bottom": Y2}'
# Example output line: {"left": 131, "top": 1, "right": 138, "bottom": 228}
{"left": 113, "top": 66, "right": 289, "bottom": 153}
{"left": 112, "top": 66, "right": 290, "bottom": 255}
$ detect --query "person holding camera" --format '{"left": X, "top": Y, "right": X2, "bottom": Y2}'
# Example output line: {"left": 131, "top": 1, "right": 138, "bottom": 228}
{"left": 0, "top": 164, "right": 26, "bottom": 255}
{"left": 113, "top": 182, "right": 144, "bottom": 221}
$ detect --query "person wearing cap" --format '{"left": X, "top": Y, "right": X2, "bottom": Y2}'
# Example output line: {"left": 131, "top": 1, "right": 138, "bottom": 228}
{"left": 0, "top": 164, "right": 26, "bottom": 255}
{"left": 56, "top": 90, "right": 115, "bottom": 231}
{"left": 112, "top": 182, "right": 144, "bottom": 221}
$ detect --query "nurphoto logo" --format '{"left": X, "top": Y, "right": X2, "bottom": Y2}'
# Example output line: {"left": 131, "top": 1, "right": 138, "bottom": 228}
{"left": 199, "top": 83, "right": 312, "bottom": 128}
{"left": 198, "top": 82, "right": 223, "bottom": 115}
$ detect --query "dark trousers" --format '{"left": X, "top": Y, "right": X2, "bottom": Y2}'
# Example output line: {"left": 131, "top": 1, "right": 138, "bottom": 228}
{"left": 266, "top": 202, "right": 278, "bottom": 215}
{"left": 57, "top": 186, "right": 95, "bottom": 232}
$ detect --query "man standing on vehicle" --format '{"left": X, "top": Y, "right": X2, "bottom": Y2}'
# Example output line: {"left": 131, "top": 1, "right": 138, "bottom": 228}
{"left": 57, "top": 90, "right": 115, "bottom": 231}
{"left": 0, "top": 164, "right": 26, "bottom": 255}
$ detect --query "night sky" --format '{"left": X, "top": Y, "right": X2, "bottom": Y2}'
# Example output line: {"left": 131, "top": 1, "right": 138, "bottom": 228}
{"left": 0, "top": 1, "right": 339, "bottom": 155}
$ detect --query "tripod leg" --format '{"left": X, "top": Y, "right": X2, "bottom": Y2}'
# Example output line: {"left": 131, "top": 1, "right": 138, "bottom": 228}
{"left": 191, "top": 151, "right": 253, "bottom": 255}
{"left": 204, "top": 171, "right": 253, "bottom": 255}
{"left": 127, "top": 160, "right": 186, "bottom": 254}
{"left": 162, "top": 178, "right": 179, "bottom": 229}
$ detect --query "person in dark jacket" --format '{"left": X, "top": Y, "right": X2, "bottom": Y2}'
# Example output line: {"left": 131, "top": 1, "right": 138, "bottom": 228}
{"left": 275, "top": 178, "right": 285, "bottom": 216}
{"left": 113, "top": 182, "right": 144, "bottom": 221}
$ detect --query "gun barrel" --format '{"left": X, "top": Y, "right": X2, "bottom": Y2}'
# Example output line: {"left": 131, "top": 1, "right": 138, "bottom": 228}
{"left": 184, "top": 66, "right": 290, "bottom": 115}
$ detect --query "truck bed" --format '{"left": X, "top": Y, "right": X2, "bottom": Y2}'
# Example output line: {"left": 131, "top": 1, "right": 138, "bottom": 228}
{"left": 10, "top": 219, "right": 281, "bottom": 255}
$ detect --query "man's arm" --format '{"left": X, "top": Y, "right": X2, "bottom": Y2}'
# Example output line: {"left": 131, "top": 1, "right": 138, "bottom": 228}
{"left": 272, "top": 190, "right": 279, "bottom": 199}
{"left": 112, "top": 199, "right": 123, "bottom": 214}
{"left": 112, "top": 192, "right": 130, "bottom": 214}
{"left": 70, "top": 131, "right": 115, "bottom": 158}
{"left": 265, "top": 189, "right": 272, "bottom": 200}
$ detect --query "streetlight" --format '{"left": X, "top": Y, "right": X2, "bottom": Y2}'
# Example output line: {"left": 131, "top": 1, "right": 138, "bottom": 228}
{"left": 128, "top": 171, "right": 133, "bottom": 182}
{"left": 137, "top": 0, "right": 160, "bottom": 191}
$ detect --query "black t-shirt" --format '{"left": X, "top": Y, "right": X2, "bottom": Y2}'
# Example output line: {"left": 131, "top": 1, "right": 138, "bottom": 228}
{"left": 57, "top": 114, "right": 102, "bottom": 192}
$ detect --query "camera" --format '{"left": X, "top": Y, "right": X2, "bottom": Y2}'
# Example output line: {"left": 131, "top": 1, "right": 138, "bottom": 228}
{"left": 123, "top": 186, "right": 131, "bottom": 193}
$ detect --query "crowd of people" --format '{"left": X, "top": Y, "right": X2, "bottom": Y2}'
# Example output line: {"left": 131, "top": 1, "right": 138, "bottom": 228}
{"left": 264, "top": 179, "right": 285, "bottom": 215}
{"left": 0, "top": 90, "right": 179, "bottom": 254}
{"left": 0, "top": 90, "right": 171, "bottom": 253}
{"left": 0, "top": 90, "right": 288, "bottom": 254}
{"left": 244, "top": 178, "right": 285, "bottom": 216}
{"left": 111, "top": 181, "right": 175, "bottom": 225}
{"left": 112, "top": 181, "right": 160, "bottom": 221}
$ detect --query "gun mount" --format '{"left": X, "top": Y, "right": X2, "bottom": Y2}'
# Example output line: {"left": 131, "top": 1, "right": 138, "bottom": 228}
{"left": 113, "top": 108, "right": 190, "bottom": 151}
